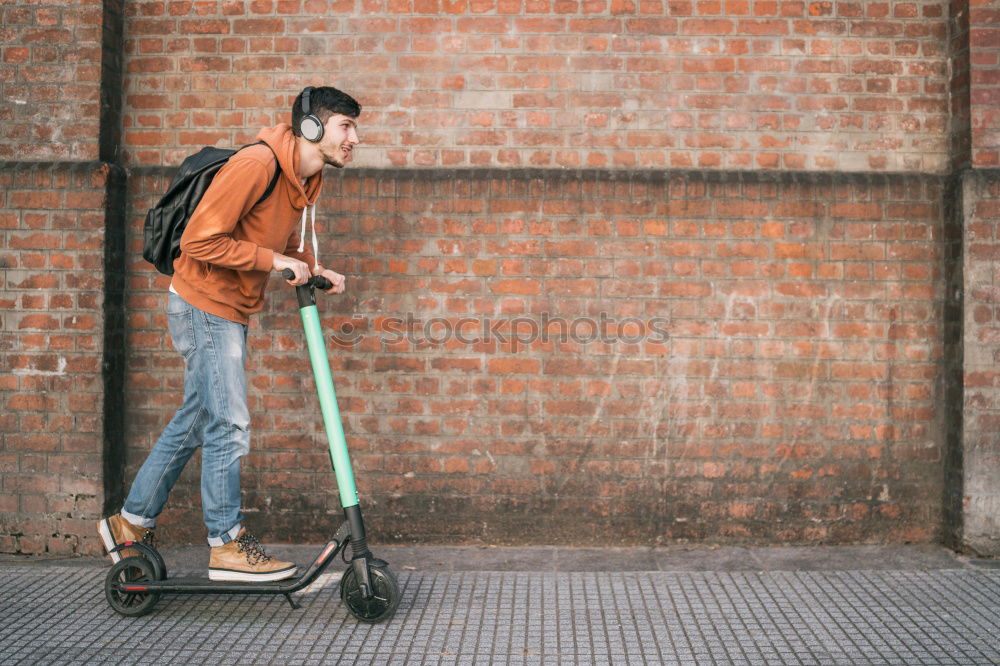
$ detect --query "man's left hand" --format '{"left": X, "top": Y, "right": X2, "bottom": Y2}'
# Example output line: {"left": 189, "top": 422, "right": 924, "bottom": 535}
{"left": 315, "top": 267, "right": 346, "bottom": 294}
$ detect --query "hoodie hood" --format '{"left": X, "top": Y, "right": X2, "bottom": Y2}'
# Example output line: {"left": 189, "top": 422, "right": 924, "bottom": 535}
{"left": 256, "top": 123, "right": 323, "bottom": 208}
{"left": 257, "top": 123, "right": 323, "bottom": 268}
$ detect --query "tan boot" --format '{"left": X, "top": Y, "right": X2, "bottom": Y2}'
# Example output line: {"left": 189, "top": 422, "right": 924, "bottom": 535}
{"left": 97, "top": 514, "right": 155, "bottom": 563}
{"left": 208, "top": 528, "right": 297, "bottom": 582}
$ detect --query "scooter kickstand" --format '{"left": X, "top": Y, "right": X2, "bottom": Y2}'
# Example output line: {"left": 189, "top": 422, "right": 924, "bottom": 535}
{"left": 284, "top": 593, "right": 301, "bottom": 610}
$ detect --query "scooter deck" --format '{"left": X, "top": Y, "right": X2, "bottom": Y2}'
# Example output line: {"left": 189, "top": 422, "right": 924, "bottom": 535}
{"left": 136, "top": 576, "right": 322, "bottom": 594}
{"left": 113, "top": 531, "right": 349, "bottom": 597}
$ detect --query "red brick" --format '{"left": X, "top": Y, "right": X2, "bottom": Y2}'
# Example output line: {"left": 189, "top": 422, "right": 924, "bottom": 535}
{"left": 681, "top": 18, "right": 736, "bottom": 34}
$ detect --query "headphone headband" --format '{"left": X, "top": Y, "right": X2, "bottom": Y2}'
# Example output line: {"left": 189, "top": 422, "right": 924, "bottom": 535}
{"left": 302, "top": 86, "right": 314, "bottom": 116}
{"left": 299, "top": 86, "right": 323, "bottom": 142}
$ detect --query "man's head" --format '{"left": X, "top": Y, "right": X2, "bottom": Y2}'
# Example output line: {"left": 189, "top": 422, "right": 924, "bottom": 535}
{"left": 292, "top": 86, "right": 361, "bottom": 171}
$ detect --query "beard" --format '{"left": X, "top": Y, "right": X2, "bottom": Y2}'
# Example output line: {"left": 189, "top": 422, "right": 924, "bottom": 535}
{"left": 323, "top": 145, "right": 351, "bottom": 169}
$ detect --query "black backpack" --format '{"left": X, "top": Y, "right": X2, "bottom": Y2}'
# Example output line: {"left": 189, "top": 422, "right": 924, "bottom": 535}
{"left": 142, "top": 142, "right": 281, "bottom": 275}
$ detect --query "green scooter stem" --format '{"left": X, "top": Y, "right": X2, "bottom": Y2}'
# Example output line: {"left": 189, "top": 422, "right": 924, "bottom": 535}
{"left": 299, "top": 301, "right": 359, "bottom": 509}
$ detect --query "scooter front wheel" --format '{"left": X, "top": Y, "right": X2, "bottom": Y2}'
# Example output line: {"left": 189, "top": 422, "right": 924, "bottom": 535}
{"left": 105, "top": 556, "right": 160, "bottom": 617}
{"left": 340, "top": 563, "right": 400, "bottom": 623}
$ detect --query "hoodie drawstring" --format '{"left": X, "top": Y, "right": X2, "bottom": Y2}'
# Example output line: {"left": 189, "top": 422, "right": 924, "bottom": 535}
{"left": 297, "top": 204, "right": 319, "bottom": 272}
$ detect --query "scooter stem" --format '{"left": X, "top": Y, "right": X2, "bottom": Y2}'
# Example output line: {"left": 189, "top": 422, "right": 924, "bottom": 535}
{"left": 297, "top": 284, "right": 359, "bottom": 509}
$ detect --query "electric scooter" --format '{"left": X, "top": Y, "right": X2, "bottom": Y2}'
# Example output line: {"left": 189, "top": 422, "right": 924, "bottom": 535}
{"left": 103, "top": 271, "right": 400, "bottom": 623}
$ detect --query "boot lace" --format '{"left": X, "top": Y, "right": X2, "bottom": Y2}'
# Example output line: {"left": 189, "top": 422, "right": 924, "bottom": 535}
{"left": 235, "top": 531, "right": 271, "bottom": 566}
{"left": 141, "top": 530, "right": 156, "bottom": 548}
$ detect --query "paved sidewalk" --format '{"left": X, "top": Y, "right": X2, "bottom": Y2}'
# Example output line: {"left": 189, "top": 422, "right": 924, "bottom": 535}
{"left": 1, "top": 545, "right": 998, "bottom": 665}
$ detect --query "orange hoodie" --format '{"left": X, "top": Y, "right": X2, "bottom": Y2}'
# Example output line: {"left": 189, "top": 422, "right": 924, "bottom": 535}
{"left": 171, "top": 124, "right": 322, "bottom": 324}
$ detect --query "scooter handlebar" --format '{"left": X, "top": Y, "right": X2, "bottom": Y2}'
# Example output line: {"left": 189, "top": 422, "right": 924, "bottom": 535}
{"left": 281, "top": 268, "right": 333, "bottom": 292}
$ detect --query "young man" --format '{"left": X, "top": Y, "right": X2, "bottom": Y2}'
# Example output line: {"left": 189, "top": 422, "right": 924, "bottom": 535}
{"left": 98, "top": 86, "right": 361, "bottom": 582}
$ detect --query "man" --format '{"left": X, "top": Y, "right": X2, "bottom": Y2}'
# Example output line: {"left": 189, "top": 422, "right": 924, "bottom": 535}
{"left": 98, "top": 86, "right": 361, "bottom": 582}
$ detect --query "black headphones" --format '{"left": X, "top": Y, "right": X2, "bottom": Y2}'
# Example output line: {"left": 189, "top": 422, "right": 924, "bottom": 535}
{"left": 299, "top": 86, "right": 324, "bottom": 142}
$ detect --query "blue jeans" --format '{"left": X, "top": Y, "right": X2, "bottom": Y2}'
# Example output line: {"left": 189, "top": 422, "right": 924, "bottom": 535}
{"left": 122, "top": 291, "right": 249, "bottom": 546}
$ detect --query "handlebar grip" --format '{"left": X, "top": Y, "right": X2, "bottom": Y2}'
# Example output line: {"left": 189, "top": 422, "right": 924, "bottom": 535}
{"left": 280, "top": 268, "right": 332, "bottom": 292}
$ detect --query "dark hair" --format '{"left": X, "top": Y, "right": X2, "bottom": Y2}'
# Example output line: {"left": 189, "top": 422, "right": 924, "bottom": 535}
{"left": 291, "top": 86, "right": 361, "bottom": 136}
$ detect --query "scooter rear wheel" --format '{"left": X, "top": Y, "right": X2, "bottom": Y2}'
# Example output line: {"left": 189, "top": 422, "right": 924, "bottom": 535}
{"left": 340, "top": 563, "right": 400, "bottom": 623}
{"left": 105, "top": 556, "right": 160, "bottom": 617}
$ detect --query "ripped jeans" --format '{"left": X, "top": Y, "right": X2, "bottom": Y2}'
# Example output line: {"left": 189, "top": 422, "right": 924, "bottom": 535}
{"left": 122, "top": 291, "right": 249, "bottom": 546}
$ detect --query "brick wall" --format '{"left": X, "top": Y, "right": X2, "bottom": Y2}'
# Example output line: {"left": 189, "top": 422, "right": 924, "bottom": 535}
{"left": 121, "top": 0, "right": 950, "bottom": 172}
{"left": 962, "top": 170, "right": 1000, "bottom": 555}
{"left": 125, "top": 169, "right": 946, "bottom": 545}
{"left": 2, "top": 0, "right": 999, "bottom": 555}
{"left": 0, "top": 162, "right": 113, "bottom": 556}
{"left": 960, "top": 0, "right": 1000, "bottom": 557}
{"left": 0, "top": 1, "right": 104, "bottom": 162}
{"left": 970, "top": 0, "right": 1000, "bottom": 167}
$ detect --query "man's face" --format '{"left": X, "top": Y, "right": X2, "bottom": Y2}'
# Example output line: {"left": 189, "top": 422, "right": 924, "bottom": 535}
{"left": 318, "top": 113, "right": 360, "bottom": 168}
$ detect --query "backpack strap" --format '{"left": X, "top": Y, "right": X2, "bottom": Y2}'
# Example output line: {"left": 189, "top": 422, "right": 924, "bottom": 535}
{"left": 240, "top": 141, "right": 281, "bottom": 208}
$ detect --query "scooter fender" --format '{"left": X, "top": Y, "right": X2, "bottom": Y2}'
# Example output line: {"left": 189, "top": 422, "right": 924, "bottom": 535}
{"left": 110, "top": 541, "right": 166, "bottom": 580}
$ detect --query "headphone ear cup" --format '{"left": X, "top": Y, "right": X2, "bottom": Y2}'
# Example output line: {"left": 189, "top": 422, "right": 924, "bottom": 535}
{"left": 300, "top": 115, "right": 323, "bottom": 142}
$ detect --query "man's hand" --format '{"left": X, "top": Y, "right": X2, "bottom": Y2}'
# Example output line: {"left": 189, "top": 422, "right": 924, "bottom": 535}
{"left": 272, "top": 254, "right": 310, "bottom": 285}
{"left": 314, "top": 266, "right": 346, "bottom": 294}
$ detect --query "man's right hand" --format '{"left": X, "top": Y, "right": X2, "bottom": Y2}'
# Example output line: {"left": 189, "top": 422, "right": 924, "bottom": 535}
{"left": 272, "top": 254, "right": 311, "bottom": 286}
